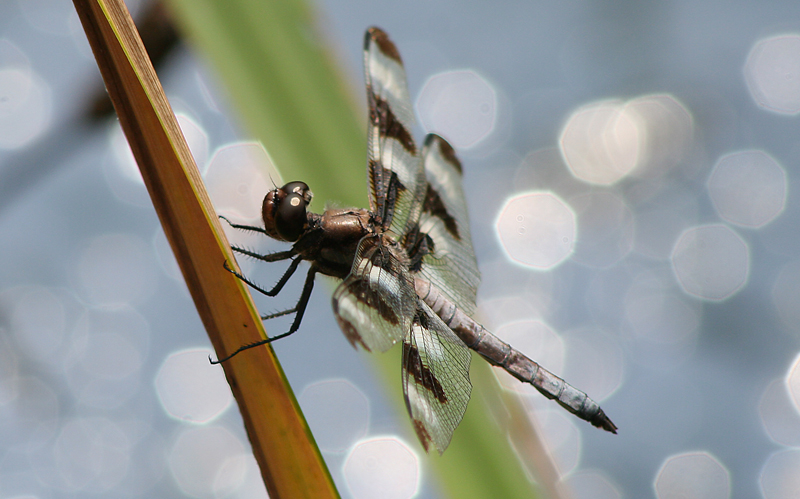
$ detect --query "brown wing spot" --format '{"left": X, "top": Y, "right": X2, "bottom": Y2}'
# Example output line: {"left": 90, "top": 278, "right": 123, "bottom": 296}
{"left": 435, "top": 135, "right": 462, "bottom": 174}
{"left": 368, "top": 158, "right": 382, "bottom": 200}
{"left": 367, "top": 27, "right": 403, "bottom": 64}
{"left": 369, "top": 241, "right": 401, "bottom": 273}
{"left": 381, "top": 170, "right": 407, "bottom": 228}
{"left": 369, "top": 91, "right": 417, "bottom": 155}
{"left": 412, "top": 419, "right": 432, "bottom": 453}
{"left": 404, "top": 225, "right": 434, "bottom": 273}
{"left": 344, "top": 278, "right": 401, "bottom": 326}
{"left": 403, "top": 340, "right": 448, "bottom": 404}
{"left": 334, "top": 313, "right": 371, "bottom": 351}
{"left": 423, "top": 184, "right": 461, "bottom": 241}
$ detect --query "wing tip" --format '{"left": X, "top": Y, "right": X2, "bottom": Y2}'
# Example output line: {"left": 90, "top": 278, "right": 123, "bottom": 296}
{"left": 424, "top": 134, "right": 462, "bottom": 174}
{"left": 364, "top": 27, "right": 377, "bottom": 50}
{"left": 412, "top": 418, "right": 449, "bottom": 455}
{"left": 333, "top": 307, "right": 372, "bottom": 352}
{"left": 365, "top": 26, "right": 403, "bottom": 64}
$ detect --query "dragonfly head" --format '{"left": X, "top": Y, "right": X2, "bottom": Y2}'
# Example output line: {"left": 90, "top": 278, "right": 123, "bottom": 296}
{"left": 262, "top": 181, "right": 313, "bottom": 242}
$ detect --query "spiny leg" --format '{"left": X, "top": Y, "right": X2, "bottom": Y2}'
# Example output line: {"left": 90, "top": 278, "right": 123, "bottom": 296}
{"left": 261, "top": 307, "right": 299, "bottom": 321}
{"left": 232, "top": 246, "right": 297, "bottom": 263}
{"left": 212, "top": 266, "right": 318, "bottom": 364}
{"left": 223, "top": 255, "right": 301, "bottom": 297}
{"left": 220, "top": 215, "right": 297, "bottom": 263}
{"left": 219, "top": 215, "right": 268, "bottom": 236}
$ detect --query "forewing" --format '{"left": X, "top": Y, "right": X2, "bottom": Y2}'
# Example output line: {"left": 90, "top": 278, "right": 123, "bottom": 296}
{"left": 402, "top": 299, "right": 472, "bottom": 455}
{"left": 364, "top": 27, "right": 425, "bottom": 235}
{"left": 416, "top": 134, "right": 481, "bottom": 315}
{"left": 332, "top": 235, "right": 416, "bottom": 353}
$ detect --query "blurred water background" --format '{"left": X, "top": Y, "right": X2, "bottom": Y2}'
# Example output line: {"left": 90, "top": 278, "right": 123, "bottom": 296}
{"left": 2, "top": 1, "right": 800, "bottom": 498}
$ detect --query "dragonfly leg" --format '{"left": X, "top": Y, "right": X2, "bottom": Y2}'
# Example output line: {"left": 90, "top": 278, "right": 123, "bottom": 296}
{"left": 211, "top": 266, "right": 317, "bottom": 364}
{"left": 231, "top": 245, "right": 297, "bottom": 263}
{"left": 260, "top": 307, "right": 298, "bottom": 320}
{"left": 219, "top": 215, "right": 268, "bottom": 235}
{"left": 224, "top": 256, "right": 302, "bottom": 297}
{"left": 284, "top": 265, "right": 317, "bottom": 335}
{"left": 257, "top": 273, "right": 321, "bottom": 320}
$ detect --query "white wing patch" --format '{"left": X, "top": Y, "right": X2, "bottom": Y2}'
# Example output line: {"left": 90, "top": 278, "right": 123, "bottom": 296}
{"left": 332, "top": 235, "right": 416, "bottom": 353}
{"left": 363, "top": 27, "right": 425, "bottom": 238}
{"left": 402, "top": 300, "right": 472, "bottom": 455}
{"left": 416, "top": 134, "right": 481, "bottom": 315}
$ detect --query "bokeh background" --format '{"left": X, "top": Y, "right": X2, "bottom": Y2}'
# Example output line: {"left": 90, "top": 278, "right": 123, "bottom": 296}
{"left": 3, "top": 0, "right": 800, "bottom": 498}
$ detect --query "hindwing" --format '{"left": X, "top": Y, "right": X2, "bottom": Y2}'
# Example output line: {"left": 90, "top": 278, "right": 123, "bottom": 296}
{"left": 332, "top": 235, "right": 416, "bottom": 352}
{"left": 402, "top": 300, "right": 472, "bottom": 454}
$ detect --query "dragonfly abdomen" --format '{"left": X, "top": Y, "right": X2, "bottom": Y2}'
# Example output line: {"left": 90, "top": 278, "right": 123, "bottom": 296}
{"left": 416, "top": 277, "right": 618, "bottom": 434}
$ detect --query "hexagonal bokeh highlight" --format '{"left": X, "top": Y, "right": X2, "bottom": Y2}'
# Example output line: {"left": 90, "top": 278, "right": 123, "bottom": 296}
{"left": 110, "top": 113, "right": 209, "bottom": 186}
{"left": 745, "top": 34, "right": 800, "bottom": 115}
{"left": 564, "top": 470, "right": 621, "bottom": 499}
{"left": 0, "top": 62, "right": 52, "bottom": 150}
{"left": 476, "top": 280, "right": 554, "bottom": 327}
{"left": 77, "top": 233, "right": 158, "bottom": 307}
{"left": 155, "top": 349, "right": 233, "bottom": 423}
{"left": 10, "top": 286, "right": 67, "bottom": 365}
{"left": 671, "top": 225, "right": 749, "bottom": 301}
{"left": 625, "top": 94, "right": 694, "bottom": 179}
{"left": 787, "top": 352, "right": 800, "bottom": 416}
{"left": 561, "top": 328, "right": 624, "bottom": 404}
{"left": 495, "top": 191, "right": 576, "bottom": 269}
{"left": 204, "top": 142, "right": 282, "bottom": 224}
{"left": 178, "top": 113, "right": 210, "bottom": 173}
{"left": 758, "top": 378, "right": 800, "bottom": 447}
{"left": 18, "top": 0, "right": 76, "bottom": 35}
{"left": 107, "top": 113, "right": 209, "bottom": 207}
{"left": 343, "top": 437, "right": 419, "bottom": 499}
{"left": 654, "top": 451, "right": 730, "bottom": 499}
{"left": 527, "top": 404, "right": 581, "bottom": 476}
{"left": 493, "top": 320, "right": 563, "bottom": 394}
{"left": 559, "top": 94, "right": 694, "bottom": 185}
{"left": 53, "top": 417, "right": 130, "bottom": 494}
{"left": 708, "top": 150, "right": 787, "bottom": 228}
{"left": 299, "top": 378, "right": 369, "bottom": 453}
{"left": 64, "top": 306, "right": 151, "bottom": 411}
{"left": 168, "top": 425, "right": 249, "bottom": 498}
{"left": 416, "top": 69, "right": 497, "bottom": 148}
{"left": 559, "top": 99, "right": 644, "bottom": 185}
{"left": 760, "top": 449, "right": 800, "bottom": 499}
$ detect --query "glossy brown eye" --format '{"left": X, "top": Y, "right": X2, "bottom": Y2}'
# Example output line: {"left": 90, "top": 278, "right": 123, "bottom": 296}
{"left": 275, "top": 192, "right": 308, "bottom": 241}
{"left": 283, "top": 181, "right": 313, "bottom": 204}
{"left": 261, "top": 182, "right": 313, "bottom": 242}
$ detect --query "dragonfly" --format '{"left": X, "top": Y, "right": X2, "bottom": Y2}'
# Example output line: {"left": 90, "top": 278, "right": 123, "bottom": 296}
{"left": 217, "top": 27, "right": 617, "bottom": 454}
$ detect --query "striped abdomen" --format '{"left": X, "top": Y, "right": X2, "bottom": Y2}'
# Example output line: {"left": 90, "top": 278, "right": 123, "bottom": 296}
{"left": 415, "top": 278, "right": 617, "bottom": 433}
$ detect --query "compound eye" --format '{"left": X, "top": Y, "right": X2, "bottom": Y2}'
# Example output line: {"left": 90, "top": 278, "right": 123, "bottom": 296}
{"left": 282, "top": 181, "right": 313, "bottom": 205}
{"left": 261, "top": 182, "right": 313, "bottom": 241}
{"left": 261, "top": 188, "right": 283, "bottom": 240}
{"left": 275, "top": 192, "right": 308, "bottom": 242}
